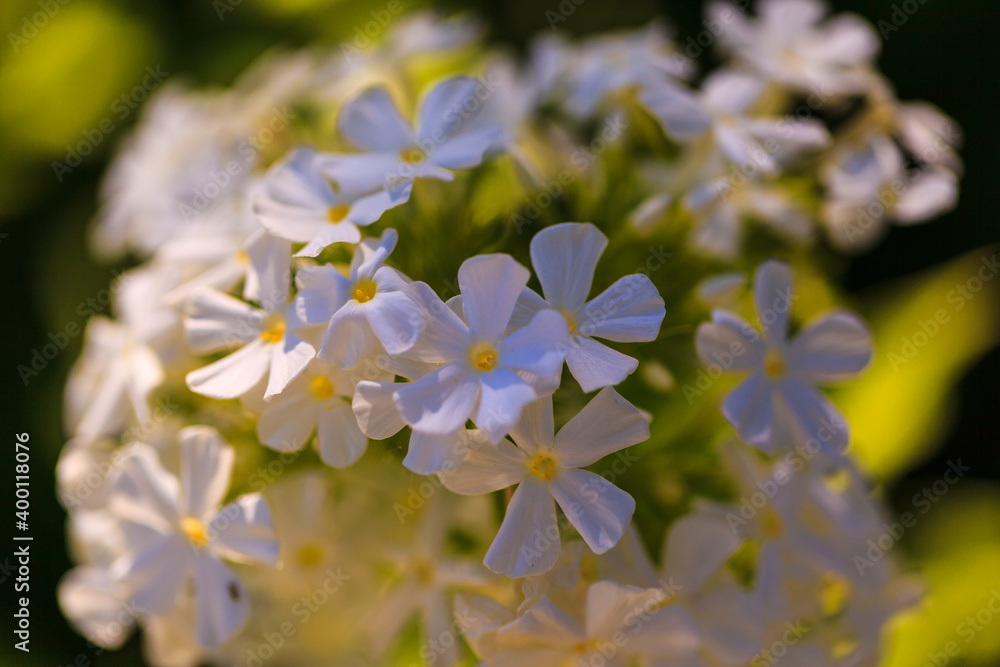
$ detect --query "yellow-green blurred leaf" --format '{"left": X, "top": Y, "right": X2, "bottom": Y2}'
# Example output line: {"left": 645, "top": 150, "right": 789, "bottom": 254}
{"left": 840, "top": 249, "right": 1000, "bottom": 481}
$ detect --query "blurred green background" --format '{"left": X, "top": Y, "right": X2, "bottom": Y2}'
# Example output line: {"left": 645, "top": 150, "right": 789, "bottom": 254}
{"left": 0, "top": 0, "right": 997, "bottom": 665}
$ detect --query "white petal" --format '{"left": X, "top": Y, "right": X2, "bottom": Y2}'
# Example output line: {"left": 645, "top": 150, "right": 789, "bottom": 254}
{"left": 584, "top": 581, "right": 668, "bottom": 640}
{"left": 339, "top": 86, "right": 414, "bottom": 152}
{"left": 194, "top": 553, "right": 249, "bottom": 649}
{"left": 529, "top": 222, "right": 607, "bottom": 311}
{"left": 691, "top": 202, "right": 741, "bottom": 259}
{"left": 366, "top": 279, "right": 425, "bottom": 355}
{"left": 256, "top": 391, "right": 318, "bottom": 452}
{"left": 552, "top": 387, "right": 648, "bottom": 468}
{"left": 578, "top": 274, "right": 665, "bottom": 342}
{"left": 394, "top": 362, "right": 480, "bottom": 435}
{"left": 346, "top": 182, "right": 413, "bottom": 224}
{"left": 702, "top": 69, "right": 764, "bottom": 115}
{"left": 243, "top": 230, "right": 292, "bottom": 309}
{"left": 438, "top": 432, "right": 528, "bottom": 494}
{"left": 753, "top": 260, "right": 792, "bottom": 342}
{"left": 565, "top": 336, "right": 639, "bottom": 392}
{"left": 776, "top": 377, "right": 849, "bottom": 454}
{"left": 317, "top": 301, "right": 378, "bottom": 369}
{"left": 186, "top": 339, "right": 273, "bottom": 399}
{"left": 640, "top": 82, "right": 712, "bottom": 141}
{"left": 399, "top": 281, "right": 472, "bottom": 362}
{"left": 662, "top": 512, "right": 742, "bottom": 592}
{"left": 787, "top": 310, "right": 872, "bottom": 383}
{"left": 498, "top": 309, "right": 570, "bottom": 388}
{"left": 293, "top": 265, "right": 352, "bottom": 325}
{"left": 722, "top": 372, "right": 775, "bottom": 451}
{"left": 116, "top": 536, "right": 191, "bottom": 615}
{"left": 295, "top": 222, "right": 363, "bottom": 258}
{"left": 549, "top": 468, "right": 634, "bottom": 554}
{"left": 317, "top": 403, "right": 369, "bottom": 468}
{"left": 210, "top": 494, "right": 279, "bottom": 565}
{"left": 507, "top": 396, "right": 555, "bottom": 454}
{"left": 353, "top": 381, "right": 406, "bottom": 439}
{"left": 484, "top": 476, "right": 560, "bottom": 577}
{"left": 475, "top": 368, "right": 539, "bottom": 443}
{"left": 264, "top": 331, "right": 315, "bottom": 399}
{"left": 178, "top": 426, "right": 233, "bottom": 520}
{"left": 58, "top": 567, "right": 135, "bottom": 650}
{"left": 351, "top": 228, "right": 398, "bottom": 280}
{"left": 417, "top": 76, "right": 486, "bottom": 146}
{"left": 458, "top": 254, "right": 530, "bottom": 341}
{"left": 403, "top": 429, "right": 469, "bottom": 475}
{"left": 895, "top": 167, "right": 959, "bottom": 224}
{"left": 715, "top": 121, "right": 777, "bottom": 174}
{"left": 428, "top": 125, "right": 503, "bottom": 171}
{"left": 110, "top": 443, "right": 180, "bottom": 533}
{"left": 185, "top": 289, "right": 261, "bottom": 354}
{"left": 695, "top": 310, "right": 765, "bottom": 371}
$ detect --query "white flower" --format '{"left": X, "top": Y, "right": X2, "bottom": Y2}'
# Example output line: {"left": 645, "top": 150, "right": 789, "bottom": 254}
{"left": 641, "top": 69, "right": 830, "bottom": 175}
{"left": 324, "top": 77, "right": 503, "bottom": 194}
{"left": 559, "top": 22, "right": 693, "bottom": 119}
{"left": 363, "top": 498, "right": 497, "bottom": 666}
{"left": 439, "top": 389, "right": 646, "bottom": 577}
{"left": 709, "top": 0, "right": 880, "bottom": 95}
{"left": 107, "top": 427, "right": 279, "bottom": 648}
{"left": 821, "top": 135, "right": 959, "bottom": 251}
{"left": 253, "top": 147, "right": 412, "bottom": 258}
{"left": 695, "top": 260, "right": 872, "bottom": 453}
{"left": 293, "top": 228, "right": 425, "bottom": 369}
{"left": 516, "top": 222, "right": 666, "bottom": 392}
{"left": 184, "top": 240, "right": 315, "bottom": 400}
{"left": 393, "top": 254, "right": 570, "bottom": 443}
{"left": 64, "top": 317, "right": 164, "bottom": 442}
{"left": 463, "top": 580, "right": 699, "bottom": 666}
{"left": 352, "top": 360, "right": 477, "bottom": 475}
{"left": 254, "top": 360, "right": 388, "bottom": 468}
{"left": 682, "top": 176, "right": 813, "bottom": 259}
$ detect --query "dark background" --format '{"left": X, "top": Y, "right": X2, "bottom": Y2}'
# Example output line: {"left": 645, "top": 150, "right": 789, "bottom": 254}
{"left": 0, "top": 0, "right": 996, "bottom": 665}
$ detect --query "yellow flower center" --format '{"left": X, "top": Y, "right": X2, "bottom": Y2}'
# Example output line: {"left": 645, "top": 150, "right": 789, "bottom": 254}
{"left": 468, "top": 341, "right": 499, "bottom": 372}
{"left": 327, "top": 204, "right": 351, "bottom": 223}
{"left": 761, "top": 508, "right": 785, "bottom": 539}
{"left": 399, "top": 146, "right": 424, "bottom": 164}
{"left": 234, "top": 248, "right": 250, "bottom": 265}
{"left": 820, "top": 572, "right": 852, "bottom": 618}
{"left": 295, "top": 542, "right": 325, "bottom": 569}
{"left": 310, "top": 376, "right": 335, "bottom": 400}
{"left": 528, "top": 453, "right": 558, "bottom": 482}
{"left": 354, "top": 278, "right": 377, "bottom": 304}
{"left": 414, "top": 558, "right": 435, "bottom": 587}
{"left": 260, "top": 314, "right": 286, "bottom": 344}
{"left": 561, "top": 311, "right": 578, "bottom": 334}
{"left": 763, "top": 348, "right": 786, "bottom": 379}
{"left": 180, "top": 517, "right": 209, "bottom": 548}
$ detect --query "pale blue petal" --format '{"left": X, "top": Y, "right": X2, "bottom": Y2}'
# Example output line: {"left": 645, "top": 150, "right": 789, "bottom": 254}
{"left": 530, "top": 222, "right": 607, "bottom": 311}
{"left": 484, "top": 476, "right": 560, "bottom": 577}
{"left": 578, "top": 274, "right": 665, "bottom": 342}
{"left": 550, "top": 468, "right": 634, "bottom": 554}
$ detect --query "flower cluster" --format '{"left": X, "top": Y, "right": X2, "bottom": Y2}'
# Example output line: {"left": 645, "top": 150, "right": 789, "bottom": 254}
{"left": 57, "top": 3, "right": 959, "bottom": 666}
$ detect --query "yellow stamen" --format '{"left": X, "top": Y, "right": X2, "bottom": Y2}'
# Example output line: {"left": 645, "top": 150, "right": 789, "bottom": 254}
{"left": 561, "top": 311, "right": 578, "bottom": 334}
{"left": 260, "top": 314, "right": 286, "bottom": 343}
{"left": 468, "top": 341, "right": 499, "bottom": 372}
{"left": 528, "top": 453, "right": 558, "bottom": 482}
{"left": 180, "top": 517, "right": 209, "bottom": 548}
{"left": 310, "top": 376, "right": 335, "bottom": 401}
{"left": 234, "top": 249, "right": 250, "bottom": 265}
{"left": 295, "top": 543, "right": 325, "bottom": 569}
{"left": 414, "top": 558, "right": 435, "bottom": 586}
{"left": 399, "top": 146, "right": 424, "bottom": 164}
{"left": 354, "top": 278, "right": 377, "bottom": 303}
{"left": 327, "top": 204, "right": 350, "bottom": 223}
{"left": 763, "top": 348, "right": 786, "bottom": 379}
